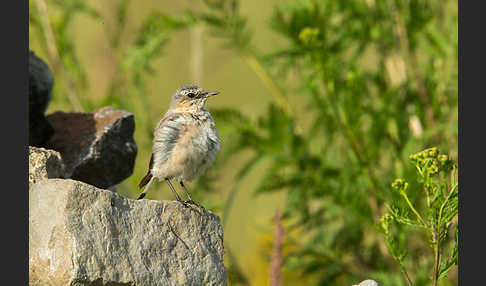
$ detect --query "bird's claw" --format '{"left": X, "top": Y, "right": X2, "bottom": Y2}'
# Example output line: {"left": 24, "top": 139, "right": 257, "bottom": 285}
{"left": 177, "top": 200, "right": 190, "bottom": 208}
{"left": 185, "top": 199, "right": 198, "bottom": 206}
{"left": 174, "top": 197, "right": 193, "bottom": 208}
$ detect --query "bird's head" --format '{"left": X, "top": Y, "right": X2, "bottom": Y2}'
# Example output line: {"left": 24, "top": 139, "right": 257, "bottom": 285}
{"left": 169, "top": 85, "right": 219, "bottom": 112}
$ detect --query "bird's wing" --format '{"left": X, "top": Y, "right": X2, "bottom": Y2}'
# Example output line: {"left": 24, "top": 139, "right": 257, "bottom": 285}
{"left": 152, "top": 112, "right": 186, "bottom": 155}
{"left": 138, "top": 112, "right": 183, "bottom": 188}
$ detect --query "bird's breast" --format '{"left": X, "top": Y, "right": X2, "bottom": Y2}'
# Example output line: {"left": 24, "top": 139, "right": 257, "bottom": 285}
{"left": 160, "top": 112, "right": 220, "bottom": 181}
{"left": 187, "top": 115, "right": 220, "bottom": 158}
{"left": 151, "top": 110, "right": 220, "bottom": 182}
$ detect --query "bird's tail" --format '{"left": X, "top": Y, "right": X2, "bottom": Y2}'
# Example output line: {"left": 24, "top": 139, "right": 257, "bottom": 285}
{"left": 139, "top": 154, "right": 154, "bottom": 189}
{"left": 138, "top": 172, "right": 153, "bottom": 189}
{"left": 137, "top": 176, "right": 155, "bottom": 200}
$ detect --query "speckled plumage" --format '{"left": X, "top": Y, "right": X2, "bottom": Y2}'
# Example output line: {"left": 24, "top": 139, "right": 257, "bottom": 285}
{"left": 137, "top": 85, "right": 220, "bottom": 203}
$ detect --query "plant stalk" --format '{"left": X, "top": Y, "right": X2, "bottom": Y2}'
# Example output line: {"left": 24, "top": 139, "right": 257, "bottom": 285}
{"left": 399, "top": 263, "right": 414, "bottom": 286}
{"left": 402, "top": 192, "right": 427, "bottom": 227}
{"left": 35, "top": 0, "right": 84, "bottom": 112}
{"left": 244, "top": 55, "right": 293, "bottom": 116}
{"left": 269, "top": 209, "right": 284, "bottom": 286}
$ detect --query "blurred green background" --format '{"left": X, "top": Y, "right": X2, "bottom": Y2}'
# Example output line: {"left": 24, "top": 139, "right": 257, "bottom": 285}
{"left": 29, "top": 0, "right": 457, "bottom": 285}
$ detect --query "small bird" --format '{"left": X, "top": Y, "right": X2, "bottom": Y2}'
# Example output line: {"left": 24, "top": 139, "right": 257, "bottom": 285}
{"left": 137, "top": 85, "right": 221, "bottom": 206}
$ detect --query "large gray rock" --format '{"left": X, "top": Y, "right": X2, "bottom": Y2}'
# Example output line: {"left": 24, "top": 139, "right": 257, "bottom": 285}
{"left": 29, "top": 50, "right": 54, "bottom": 147}
{"left": 29, "top": 146, "right": 65, "bottom": 186}
{"left": 29, "top": 179, "right": 226, "bottom": 286}
{"left": 45, "top": 106, "right": 137, "bottom": 189}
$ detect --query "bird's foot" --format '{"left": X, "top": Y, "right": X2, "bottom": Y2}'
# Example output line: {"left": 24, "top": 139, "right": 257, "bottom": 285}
{"left": 185, "top": 199, "right": 198, "bottom": 205}
{"left": 185, "top": 200, "right": 205, "bottom": 209}
{"left": 175, "top": 197, "right": 191, "bottom": 208}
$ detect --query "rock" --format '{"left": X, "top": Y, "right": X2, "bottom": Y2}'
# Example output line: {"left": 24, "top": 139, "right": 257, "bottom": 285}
{"left": 351, "top": 279, "right": 379, "bottom": 286}
{"left": 29, "top": 146, "right": 65, "bottom": 186}
{"left": 29, "top": 179, "right": 227, "bottom": 286}
{"left": 29, "top": 50, "right": 54, "bottom": 147}
{"left": 45, "top": 106, "right": 137, "bottom": 189}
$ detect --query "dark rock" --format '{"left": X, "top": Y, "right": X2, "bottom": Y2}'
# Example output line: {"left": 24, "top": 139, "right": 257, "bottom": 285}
{"left": 29, "top": 50, "right": 54, "bottom": 147}
{"left": 45, "top": 106, "right": 137, "bottom": 189}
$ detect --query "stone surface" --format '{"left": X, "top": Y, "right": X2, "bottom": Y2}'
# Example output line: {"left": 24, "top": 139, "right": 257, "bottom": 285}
{"left": 29, "top": 146, "right": 65, "bottom": 186}
{"left": 45, "top": 106, "right": 137, "bottom": 189}
{"left": 29, "top": 50, "right": 54, "bottom": 147}
{"left": 351, "top": 279, "right": 379, "bottom": 286}
{"left": 29, "top": 179, "right": 227, "bottom": 286}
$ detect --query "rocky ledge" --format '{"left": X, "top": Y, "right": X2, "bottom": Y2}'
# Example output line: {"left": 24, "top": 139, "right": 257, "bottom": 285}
{"left": 29, "top": 179, "right": 226, "bottom": 286}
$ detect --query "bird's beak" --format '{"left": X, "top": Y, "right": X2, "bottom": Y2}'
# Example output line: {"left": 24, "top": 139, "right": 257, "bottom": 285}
{"left": 204, "top": 91, "right": 219, "bottom": 97}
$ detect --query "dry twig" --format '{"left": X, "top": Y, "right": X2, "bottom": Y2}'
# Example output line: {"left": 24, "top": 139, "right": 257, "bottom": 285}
{"left": 269, "top": 209, "right": 283, "bottom": 286}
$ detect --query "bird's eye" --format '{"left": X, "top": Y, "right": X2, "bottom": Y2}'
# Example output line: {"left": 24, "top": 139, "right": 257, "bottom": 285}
{"left": 187, "top": 92, "right": 196, "bottom": 98}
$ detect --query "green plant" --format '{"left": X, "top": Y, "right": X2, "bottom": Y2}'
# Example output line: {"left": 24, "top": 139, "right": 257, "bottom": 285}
{"left": 185, "top": 0, "right": 457, "bottom": 284}
{"left": 381, "top": 148, "right": 458, "bottom": 286}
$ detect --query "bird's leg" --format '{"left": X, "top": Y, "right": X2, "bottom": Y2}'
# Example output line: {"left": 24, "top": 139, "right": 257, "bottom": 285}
{"left": 180, "top": 181, "right": 197, "bottom": 205}
{"left": 137, "top": 177, "right": 155, "bottom": 200}
{"left": 166, "top": 179, "right": 189, "bottom": 207}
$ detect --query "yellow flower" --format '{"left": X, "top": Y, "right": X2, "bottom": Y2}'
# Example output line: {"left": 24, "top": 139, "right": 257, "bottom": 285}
{"left": 380, "top": 214, "right": 393, "bottom": 235}
{"left": 426, "top": 147, "right": 438, "bottom": 158}
{"left": 298, "top": 27, "right": 320, "bottom": 45}
{"left": 392, "top": 178, "right": 408, "bottom": 194}
{"left": 438, "top": 154, "right": 447, "bottom": 163}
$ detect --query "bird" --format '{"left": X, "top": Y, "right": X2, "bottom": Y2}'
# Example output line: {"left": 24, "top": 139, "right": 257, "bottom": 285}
{"left": 137, "top": 85, "right": 221, "bottom": 206}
